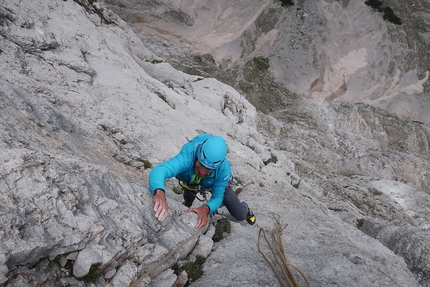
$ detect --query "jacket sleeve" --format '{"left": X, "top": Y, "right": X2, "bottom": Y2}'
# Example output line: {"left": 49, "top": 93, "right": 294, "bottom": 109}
{"left": 149, "top": 148, "right": 193, "bottom": 194}
{"left": 149, "top": 134, "right": 210, "bottom": 194}
{"left": 204, "top": 161, "right": 231, "bottom": 213}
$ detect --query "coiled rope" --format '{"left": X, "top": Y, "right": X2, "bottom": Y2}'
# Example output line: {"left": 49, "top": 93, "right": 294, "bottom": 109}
{"left": 129, "top": 222, "right": 208, "bottom": 287}
{"left": 257, "top": 213, "right": 310, "bottom": 287}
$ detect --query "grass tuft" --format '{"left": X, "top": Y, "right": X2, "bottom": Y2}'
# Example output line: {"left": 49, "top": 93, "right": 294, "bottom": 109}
{"left": 172, "top": 255, "right": 206, "bottom": 286}
{"left": 212, "top": 218, "right": 231, "bottom": 242}
{"left": 77, "top": 263, "right": 102, "bottom": 284}
{"left": 172, "top": 186, "right": 182, "bottom": 195}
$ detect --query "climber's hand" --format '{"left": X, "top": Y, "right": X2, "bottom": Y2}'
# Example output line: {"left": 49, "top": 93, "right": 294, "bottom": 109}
{"left": 153, "top": 189, "right": 168, "bottom": 222}
{"left": 190, "top": 205, "right": 209, "bottom": 229}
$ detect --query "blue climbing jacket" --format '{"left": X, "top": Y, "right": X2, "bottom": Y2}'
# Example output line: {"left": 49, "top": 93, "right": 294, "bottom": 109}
{"left": 149, "top": 134, "right": 231, "bottom": 214}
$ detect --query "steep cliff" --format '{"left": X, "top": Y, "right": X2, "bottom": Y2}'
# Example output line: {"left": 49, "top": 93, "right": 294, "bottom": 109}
{"left": 0, "top": 0, "right": 429, "bottom": 286}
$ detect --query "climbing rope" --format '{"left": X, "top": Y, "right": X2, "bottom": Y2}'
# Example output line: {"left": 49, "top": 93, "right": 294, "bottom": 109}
{"left": 129, "top": 222, "right": 209, "bottom": 287}
{"left": 257, "top": 213, "right": 310, "bottom": 287}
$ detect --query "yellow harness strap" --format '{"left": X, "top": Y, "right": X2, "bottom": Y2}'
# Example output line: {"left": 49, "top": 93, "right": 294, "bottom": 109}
{"left": 180, "top": 174, "right": 204, "bottom": 191}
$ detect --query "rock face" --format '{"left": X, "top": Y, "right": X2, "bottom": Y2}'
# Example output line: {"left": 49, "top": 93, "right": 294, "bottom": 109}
{"left": 110, "top": 0, "right": 430, "bottom": 124}
{"left": 0, "top": 0, "right": 429, "bottom": 287}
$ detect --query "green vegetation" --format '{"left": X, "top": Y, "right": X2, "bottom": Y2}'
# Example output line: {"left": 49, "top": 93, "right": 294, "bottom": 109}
{"left": 233, "top": 176, "right": 243, "bottom": 186}
{"left": 48, "top": 256, "right": 61, "bottom": 269}
{"left": 73, "top": 0, "right": 112, "bottom": 24}
{"left": 163, "top": 9, "right": 193, "bottom": 26}
{"left": 243, "top": 57, "right": 270, "bottom": 83}
{"left": 356, "top": 218, "right": 365, "bottom": 229}
{"left": 263, "top": 154, "right": 278, "bottom": 165}
{"left": 166, "top": 27, "right": 312, "bottom": 122}
{"left": 99, "top": 124, "right": 108, "bottom": 132}
{"left": 99, "top": 124, "right": 154, "bottom": 170}
{"left": 156, "top": 92, "right": 168, "bottom": 104}
{"left": 172, "top": 185, "right": 182, "bottom": 195}
{"left": 136, "top": 158, "right": 152, "bottom": 169}
{"left": 336, "top": 183, "right": 403, "bottom": 222}
{"left": 99, "top": 124, "right": 113, "bottom": 133}
{"left": 156, "top": 92, "right": 176, "bottom": 109}
{"left": 77, "top": 263, "right": 102, "bottom": 284}
{"left": 252, "top": 57, "right": 270, "bottom": 71}
{"left": 99, "top": 124, "right": 119, "bottom": 135}
{"left": 212, "top": 218, "right": 231, "bottom": 242}
{"left": 194, "top": 54, "right": 216, "bottom": 65}
{"left": 368, "top": 187, "right": 382, "bottom": 196}
{"left": 235, "top": 187, "right": 243, "bottom": 195}
{"left": 172, "top": 255, "right": 206, "bottom": 285}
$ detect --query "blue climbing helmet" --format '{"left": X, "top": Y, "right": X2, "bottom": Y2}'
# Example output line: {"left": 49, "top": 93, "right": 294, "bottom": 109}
{"left": 197, "top": 136, "right": 227, "bottom": 169}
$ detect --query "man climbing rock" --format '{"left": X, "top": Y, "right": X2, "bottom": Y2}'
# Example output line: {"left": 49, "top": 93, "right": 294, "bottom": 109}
{"left": 149, "top": 133, "right": 256, "bottom": 229}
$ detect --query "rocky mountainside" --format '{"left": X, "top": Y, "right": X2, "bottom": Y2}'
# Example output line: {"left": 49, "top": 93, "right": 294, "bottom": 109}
{"left": 0, "top": 0, "right": 429, "bottom": 286}
{"left": 110, "top": 0, "right": 430, "bottom": 124}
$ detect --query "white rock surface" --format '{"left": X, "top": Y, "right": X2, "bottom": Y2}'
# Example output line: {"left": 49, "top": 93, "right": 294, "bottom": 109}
{"left": 0, "top": 0, "right": 429, "bottom": 286}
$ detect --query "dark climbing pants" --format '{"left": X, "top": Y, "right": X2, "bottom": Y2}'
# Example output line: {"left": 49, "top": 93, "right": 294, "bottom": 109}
{"left": 183, "top": 184, "right": 248, "bottom": 221}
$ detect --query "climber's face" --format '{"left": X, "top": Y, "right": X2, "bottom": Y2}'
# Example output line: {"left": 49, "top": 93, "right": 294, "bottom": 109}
{"left": 195, "top": 160, "right": 213, "bottom": 177}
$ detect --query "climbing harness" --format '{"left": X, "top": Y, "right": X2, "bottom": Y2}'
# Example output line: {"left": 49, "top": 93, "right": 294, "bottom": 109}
{"left": 129, "top": 222, "right": 209, "bottom": 287}
{"left": 257, "top": 213, "right": 310, "bottom": 287}
{"left": 178, "top": 177, "right": 209, "bottom": 202}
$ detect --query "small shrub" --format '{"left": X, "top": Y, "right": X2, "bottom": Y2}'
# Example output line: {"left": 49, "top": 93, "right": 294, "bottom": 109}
{"left": 368, "top": 187, "right": 383, "bottom": 196}
{"left": 100, "top": 124, "right": 108, "bottom": 132}
{"left": 253, "top": 57, "right": 270, "bottom": 71}
{"left": 184, "top": 256, "right": 205, "bottom": 282}
{"left": 137, "top": 158, "right": 152, "bottom": 169}
{"left": 156, "top": 92, "right": 176, "bottom": 109}
{"left": 263, "top": 154, "right": 278, "bottom": 165}
{"left": 73, "top": 0, "right": 112, "bottom": 24}
{"left": 235, "top": 187, "right": 243, "bottom": 195}
{"left": 173, "top": 256, "right": 206, "bottom": 285}
{"left": 143, "top": 160, "right": 152, "bottom": 169}
{"left": 99, "top": 124, "right": 118, "bottom": 134}
{"left": 48, "top": 256, "right": 61, "bottom": 269}
{"left": 233, "top": 177, "right": 243, "bottom": 185}
{"left": 212, "top": 218, "right": 231, "bottom": 242}
{"left": 193, "top": 54, "right": 216, "bottom": 65}
{"left": 156, "top": 92, "right": 168, "bottom": 104}
{"left": 172, "top": 186, "right": 182, "bottom": 195}
{"left": 292, "top": 179, "right": 300, "bottom": 189}
{"left": 172, "top": 262, "right": 180, "bottom": 274}
{"left": 77, "top": 263, "right": 102, "bottom": 284}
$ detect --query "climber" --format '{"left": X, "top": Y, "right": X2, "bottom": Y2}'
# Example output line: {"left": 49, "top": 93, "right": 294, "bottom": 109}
{"left": 149, "top": 133, "right": 256, "bottom": 229}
